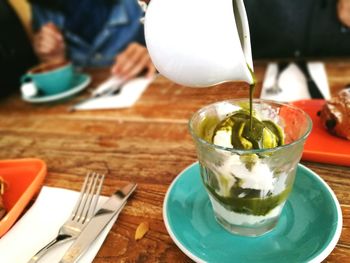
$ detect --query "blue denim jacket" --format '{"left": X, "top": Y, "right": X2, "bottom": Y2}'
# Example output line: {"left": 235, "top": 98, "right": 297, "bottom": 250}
{"left": 31, "top": 0, "right": 145, "bottom": 67}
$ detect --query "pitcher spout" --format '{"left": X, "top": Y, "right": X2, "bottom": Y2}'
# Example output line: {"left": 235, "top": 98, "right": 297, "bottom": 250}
{"left": 233, "top": 0, "right": 254, "bottom": 84}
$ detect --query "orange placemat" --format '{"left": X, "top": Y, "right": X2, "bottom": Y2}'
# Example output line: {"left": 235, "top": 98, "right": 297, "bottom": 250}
{"left": 292, "top": 99, "right": 350, "bottom": 167}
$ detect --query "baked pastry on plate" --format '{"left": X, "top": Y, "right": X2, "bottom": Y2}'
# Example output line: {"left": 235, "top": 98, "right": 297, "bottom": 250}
{"left": 319, "top": 88, "right": 350, "bottom": 140}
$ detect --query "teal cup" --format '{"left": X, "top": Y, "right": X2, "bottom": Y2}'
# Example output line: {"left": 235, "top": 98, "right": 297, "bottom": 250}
{"left": 21, "top": 61, "right": 74, "bottom": 95}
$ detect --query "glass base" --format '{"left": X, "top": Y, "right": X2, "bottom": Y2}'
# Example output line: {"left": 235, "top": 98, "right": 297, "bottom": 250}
{"left": 214, "top": 213, "right": 279, "bottom": 237}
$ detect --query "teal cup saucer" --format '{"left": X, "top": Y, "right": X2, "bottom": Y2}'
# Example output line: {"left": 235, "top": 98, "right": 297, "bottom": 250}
{"left": 22, "top": 73, "right": 91, "bottom": 104}
{"left": 163, "top": 162, "right": 342, "bottom": 263}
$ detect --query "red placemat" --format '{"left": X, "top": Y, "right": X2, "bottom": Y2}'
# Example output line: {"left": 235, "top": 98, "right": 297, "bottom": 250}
{"left": 292, "top": 99, "right": 350, "bottom": 166}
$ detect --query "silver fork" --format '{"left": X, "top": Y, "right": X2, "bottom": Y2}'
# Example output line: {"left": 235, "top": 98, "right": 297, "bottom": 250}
{"left": 28, "top": 172, "right": 105, "bottom": 263}
{"left": 265, "top": 64, "right": 282, "bottom": 95}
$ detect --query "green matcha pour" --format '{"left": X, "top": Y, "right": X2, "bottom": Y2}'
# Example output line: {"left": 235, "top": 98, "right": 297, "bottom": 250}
{"left": 247, "top": 64, "right": 256, "bottom": 131}
{"left": 232, "top": 0, "right": 258, "bottom": 132}
{"left": 212, "top": 66, "right": 284, "bottom": 150}
{"left": 200, "top": 0, "right": 284, "bottom": 150}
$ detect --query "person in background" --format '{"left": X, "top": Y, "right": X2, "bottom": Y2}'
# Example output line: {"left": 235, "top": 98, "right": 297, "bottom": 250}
{"left": 30, "top": 0, "right": 156, "bottom": 80}
{"left": 337, "top": 0, "right": 350, "bottom": 27}
{"left": 244, "top": 0, "right": 350, "bottom": 60}
{"left": 0, "top": 0, "right": 37, "bottom": 98}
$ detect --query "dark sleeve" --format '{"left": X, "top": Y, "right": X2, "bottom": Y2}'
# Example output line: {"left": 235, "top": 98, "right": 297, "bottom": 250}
{"left": 0, "top": 0, "right": 37, "bottom": 98}
{"left": 307, "top": 1, "right": 350, "bottom": 58}
{"left": 244, "top": 0, "right": 312, "bottom": 60}
{"left": 31, "top": 3, "right": 50, "bottom": 32}
{"left": 244, "top": 0, "right": 350, "bottom": 59}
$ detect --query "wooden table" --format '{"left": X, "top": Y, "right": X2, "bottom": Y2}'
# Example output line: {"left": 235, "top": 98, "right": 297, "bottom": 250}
{"left": 0, "top": 61, "right": 349, "bottom": 262}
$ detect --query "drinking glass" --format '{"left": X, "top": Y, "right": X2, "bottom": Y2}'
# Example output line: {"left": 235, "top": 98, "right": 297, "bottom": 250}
{"left": 189, "top": 99, "right": 312, "bottom": 236}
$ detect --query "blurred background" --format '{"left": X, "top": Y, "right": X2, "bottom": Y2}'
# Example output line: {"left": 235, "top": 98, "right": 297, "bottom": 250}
{"left": 1, "top": 0, "right": 350, "bottom": 98}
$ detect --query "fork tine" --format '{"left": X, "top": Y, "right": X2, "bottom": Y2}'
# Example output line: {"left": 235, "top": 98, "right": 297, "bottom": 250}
{"left": 80, "top": 173, "right": 104, "bottom": 223}
{"left": 70, "top": 171, "right": 93, "bottom": 220}
{"left": 85, "top": 173, "right": 104, "bottom": 219}
{"left": 74, "top": 172, "right": 96, "bottom": 222}
{"left": 74, "top": 172, "right": 104, "bottom": 224}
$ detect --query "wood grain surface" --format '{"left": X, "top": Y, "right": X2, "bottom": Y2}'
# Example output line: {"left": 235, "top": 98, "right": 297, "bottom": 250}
{"left": 0, "top": 61, "right": 349, "bottom": 262}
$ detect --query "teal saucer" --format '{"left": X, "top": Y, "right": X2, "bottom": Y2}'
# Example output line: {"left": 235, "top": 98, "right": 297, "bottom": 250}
{"left": 22, "top": 73, "right": 91, "bottom": 103}
{"left": 164, "top": 162, "right": 342, "bottom": 263}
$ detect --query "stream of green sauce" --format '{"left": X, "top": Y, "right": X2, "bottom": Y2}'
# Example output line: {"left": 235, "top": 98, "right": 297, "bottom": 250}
{"left": 248, "top": 64, "right": 256, "bottom": 131}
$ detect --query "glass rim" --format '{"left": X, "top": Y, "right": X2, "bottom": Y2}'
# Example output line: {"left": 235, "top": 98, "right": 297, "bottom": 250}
{"left": 188, "top": 99, "right": 313, "bottom": 155}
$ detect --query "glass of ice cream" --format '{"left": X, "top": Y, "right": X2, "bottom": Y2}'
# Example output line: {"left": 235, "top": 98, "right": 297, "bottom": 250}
{"left": 189, "top": 99, "right": 312, "bottom": 236}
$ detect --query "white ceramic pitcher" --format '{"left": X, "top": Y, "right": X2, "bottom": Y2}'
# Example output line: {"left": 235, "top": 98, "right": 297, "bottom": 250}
{"left": 143, "top": 0, "right": 254, "bottom": 87}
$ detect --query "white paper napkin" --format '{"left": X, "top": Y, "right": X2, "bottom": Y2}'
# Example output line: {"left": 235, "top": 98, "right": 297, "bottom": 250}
{"left": 260, "top": 62, "right": 330, "bottom": 102}
{"left": 73, "top": 77, "right": 153, "bottom": 111}
{"left": 0, "top": 186, "right": 118, "bottom": 263}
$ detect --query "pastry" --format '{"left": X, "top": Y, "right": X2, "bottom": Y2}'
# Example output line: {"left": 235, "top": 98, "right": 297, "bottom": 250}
{"left": 319, "top": 88, "right": 350, "bottom": 140}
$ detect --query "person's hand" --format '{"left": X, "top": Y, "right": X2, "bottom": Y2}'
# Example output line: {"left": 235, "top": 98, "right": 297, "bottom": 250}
{"left": 33, "top": 22, "right": 66, "bottom": 64}
{"left": 111, "top": 42, "right": 156, "bottom": 80}
{"left": 337, "top": 0, "right": 350, "bottom": 28}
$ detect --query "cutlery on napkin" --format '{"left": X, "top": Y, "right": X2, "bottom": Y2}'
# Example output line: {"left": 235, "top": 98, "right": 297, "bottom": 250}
{"left": 91, "top": 76, "right": 125, "bottom": 98}
{"left": 0, "top": 186, "right": 118, "bottom": 263}
{"left": 260, "top": 62, "right": 330, "bottom": 102}
{"left": 71, "top": 76, "right": 153, "bottom": 111}
{"left": 264, "top": 62, "right": 288, "bottom": 95}
{"left": 60, "top": 183, "right": 137, "bottom": 263}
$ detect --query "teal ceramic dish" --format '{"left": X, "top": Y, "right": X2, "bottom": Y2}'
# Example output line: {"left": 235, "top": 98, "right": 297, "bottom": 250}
{"left": 22, "top": 73, "right": 91, "bottom": 103}
{"left": 163, "top": 162, "right": 342, "bottom": 263}
{"left": 21, "top": 62, "right": 74, "bottom": 95}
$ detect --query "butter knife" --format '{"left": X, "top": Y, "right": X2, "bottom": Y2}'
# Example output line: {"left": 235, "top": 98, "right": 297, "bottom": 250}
{"left": 59, "top": 182, "right": 137, "bottom": 263}
{"left": 297, "top": 61, "right": 325, "bottom": 99}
